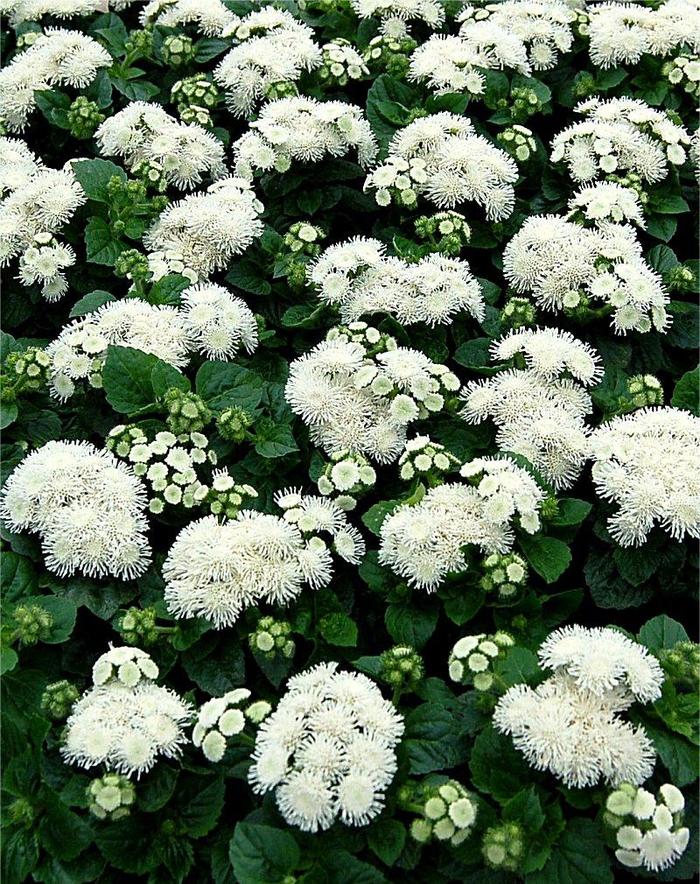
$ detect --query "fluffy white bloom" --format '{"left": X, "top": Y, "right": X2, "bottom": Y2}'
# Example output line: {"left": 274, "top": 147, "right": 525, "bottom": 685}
{"left": 163, "top": 494, "right": 364, "bottom": 627}
{"left": 551, "top": 97, "right": 691, "bottom": 184}
{"left": 0, "top": 441, "right": 151, "bottom": 580}
{"left": 233, "top": 97, "right": 377, "bottom": 178}
{"left": 567, "top": 182, "right": 645, "bottom": 228}
{"left": 0, "top": 152, "right": 85, "bottom": 299}
{"left": 95, "top": 102, "right": 226, "bottom": 190}
{"left": 192, "top": 688, "right": 267, "bottom": 762}
{"left": 590, "top": 407, "right": 700, "bottom": 546}
{"left": 249, "top": 662, "right": 404, "bottom": 831}
{"left": 0, "top": 28, "right": 111, "bottom": 131}
{"left": 587, "top": 0, "right": 700, "bottom": 69}
{"left": 0, "top": 0, "right": 108, "bottom": 24}
{"left": 538, "top": 625, "right": 664, "bottom": 703}
{"left": 460, "top": 328, "right": 601, "bottom": 489}
{"left": 364, "top": 113, "right": 518, "bottom": 219}
{"left": 503, "top": 215, "right": 669, "bottom": 334}
{"left": 140, "top": 0, "right": 237, "bottom": 36}
{"left": 285, "top": 323, "right": 459, "bottom": 464}
{"left": 350, "top": 0, "right": 444, "bottom": 27}
{"left": 457, "top": 17, "right": 531, "bottom": 74}
{"left": 379, "top": 456, "right": 545, "bottom": 590}
{"left": 46, "top": 298, "right": 191, "bottom": 400}
{"left": 214, "top": 10, "right": 321, "bottom": 117}
{"left": 62, "top": 647, "right": 192, "bottom": 777}
{"left": 495, "top": 627, "right": 661, "bottom": 788}
{"left": 180, "top": 283, "right": 258, "bottom": 360}
{"left": 611, "top": 782, "right": 690, "bottom": 872}
{"left": 144, "top": 177, "right": 264, "bottom": 281}
{"left": 310, "top": 237, "right": 485, "bottom": 326}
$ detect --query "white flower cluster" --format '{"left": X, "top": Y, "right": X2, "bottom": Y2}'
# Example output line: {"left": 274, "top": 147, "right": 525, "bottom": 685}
{"left": 320, "top": 39, "right": 369, "bottom": 85}
{"left": 233, "top": 97, "right": 377, "bottom": 179}
{"left": 379, "top": 455, "right": 545, "bottom": 591}
{"left": 350, "top": 0, "right": 444, "bottom": 27}
{"left": 310, "top": 236, "right": 485, "bottom": 327}
{"left": 140, "top": 0, "right": 237, "bottom": 37}
{"left": 193, "top": 689, "right": 271, "bottom": 762}
{"left": 408, "top": 780, "right": 478, "bottom": 846}
{"left": 551, "top": 97, "right": 691, "bottom": 184}
{"left": 95, "top": 102, "right": 226, "bottom": 190}
{"left": 0, "top": 28, "right": 111, "bottom": 132}
{"left": 0, "top": 441, "right": 151, "bottom": 580}
{"left": 503, "top": 215, "right": 669, "bottom": 334}
{"left": 144, "top": 177, "right": 264, "bottom": 281}
{"left": 317, "top": 450, "right": 377, "bottom": 510}
{"left": 62, "top": 646, "right": 193, "bottom": 777}
{"left": 364, "top": 113, "right": 518, "bottom": 219}
{"left": 460, "top": 328, "right": 602, "bottom": 489}
{"left": 0, "top": 0, "right": 106, "bottom": 25}
{"left": 46, "top": 288, "right": 255, "bottom": 400}
{"left": 607, "top": 782, "right": 690, "bottom": 873}
{"left": 567, "top": 182, "right": 645, "bottom": 228}
{"left": 285, "top": 322, "right": 460, "bottom": 465}
{"left": 590, "top": 407, "right": 700, "bottom": 546}
{"left": 163, "top": 491, "right": 365, "bottom": 628}
{"left": 214, "top": 10, "right": 321, "bottom": 117}
{"left": 586, "top": 0, "right": 700, "bottom": 70}
{"left": 448, "top": 631, "right": 515, "bottom": 691}
{"left": 0, "top": 139, "right": 86, "bottom": 301}
{"left": 248, "top": 662, "right": 405, "bottom": 832}
{"left": 459, "top": 1, "right": 577, "bottom": 71}
{"left": 398, "top": 435, "right": 460, "bottom": 482}
{"left": 494, "top": 625, "right": 663, "bottom": 788}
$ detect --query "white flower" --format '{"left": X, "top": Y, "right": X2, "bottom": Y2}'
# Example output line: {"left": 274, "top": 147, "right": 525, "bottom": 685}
{"left": 0, "top": 441, "right": 150, "bottom": 581}
{"left": 590, "top": 407, "right": 700, "bottom": 546}
{"left": 180, "top": 283, "right": 258, "bottom": 359}
{"left": 249, "top": 663, "right": 403, "bottom": 832}
{"left": 140, "top": 0, "right": 237, "bottom": 36}
{"left": 351, "top": 0, "right": 444, "bottom": 27}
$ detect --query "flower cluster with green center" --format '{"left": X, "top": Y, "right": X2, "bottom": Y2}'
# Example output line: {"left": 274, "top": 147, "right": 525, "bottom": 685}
{"left": 448, "top": 632, "right": 515, "bottom": 691}
{"left": 87, "top": 773, "right": 135, "bottom": 821}
{"left": 249, "top": 617, "right": 295, "bottom": 661}
{"left": 622, "top": 375, "right": 664, "bottom": 410}
{"left": 497, "top": 125, "right": 537, "bottom": 163}
{"left": 317, "top": 450, "right": 377, "bottom": 510}
{"left": 398, "top": 435, "right": 459, "bottom": 484}
{"left": 480, "top": 552, "right": 529, "bottom": 600}
{"left": 379, "top": 645, "right": 424, "bottom": 693}
{"left": 482, "top": 822, "right": 525, "bottom": 871}
{"left": 161, "top": 34, "right": 195, "bottom": 67}
{"left": 414, "top": 211, "right": 471, "bottom": 257}
{"left": 171, "top": 74, "right": 220, "bottom": 127}
{"left": 402, "top": 779, "right": 478, "bottom": 847}
{"left": 319, "top": 39, "right": 369, "bottom": 86}
{"left": 2, "top": 346, "right": 50, "bottom": 401}
{"left": 663, "top": 55, "right": 700, "bottom": 99}
{"left": 192, "top": 689, "right": 272, "bottom": 762}
{"left": 500, "top": 296, "right": 537, "bottom": 330}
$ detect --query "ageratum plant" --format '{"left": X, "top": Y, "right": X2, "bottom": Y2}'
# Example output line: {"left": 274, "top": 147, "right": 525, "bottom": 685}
{"left": 0, "top": 1, "right": 698, "bottom": 882}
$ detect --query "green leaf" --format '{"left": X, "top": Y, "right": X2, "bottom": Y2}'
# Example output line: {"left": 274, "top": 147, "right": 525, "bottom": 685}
{"left": 176, "top": 775, "right": 225, "bottom": 837}
{"left": 0, "top": 646, "right": 19, "bottom": 675}
{"left": 548, "top": 499, "right": 592, "bottom": 527}
{"left": 21, "top": 596, "right": 77, "bottom": 644}
{"left": 102, "top": 346, "right": 158, "bottom": 414}
{"left": 503, "top": 786, "right": 546, "bottom": 832}
{"left": 253, "top": 418, "right": 298, "bottom": 458}
{"left": 367, "top": 819, "right": 406, "bottom": 867}
{"left": 404, "top": 703, "right": 467, "bottom": 774}
{"left": 84, "top": 216, "right": 125, "bottom": 266}
{"left": 1, "top": 401, "right": 18, "bottom": 429}
{"left": 38, "top": 793, "right": 93, "bottom": 862}
{"left": 644, "top": 721, "right": 699, "bottom": 786}
{"left": 2, "top": 828, "right": 39, "bottom": 884}
{"left": 519, "top": 534, "right": 572, "bottom": 584}
{"left": 667, "top": 301, "right": 699, "bottom": 349}
{"left": 671, "top": 366, "right": 699, "bottom": 415}
{"left": 71, "top": 158, "right": 126, "bottom": 202}
{"left": 195, "top": 362, "right": 264, "bottom": 412}
{"left": 137, "top": 766, "right": 178, "bottom": 813}
{"left": 495, "top": 647, "right": 540, "bottom": 687}
{"left": 584, "top": 549, "right": 653, "bottom": 609}
{"left": 470, "top": 725, "right": 534, "bottom": 803}
{"left": 95, "top": 818, "right": 160, "bottom": 874}
{"left": 638, "top": 615, "right": 689, "bottom": 652}
{"left": 229, "top": 823, "right": 300, "bottom": 884}
{"left": 1, "top": 551, "right": 38, "bottom": 601}
{"left": 226, "top": 260, "right": 272, "bottom": 296}
{"left": 68, "top": 290, "right": 115, "bottom": 318}
{"left": 151, "top": 360, "right": 190, "bottom": 399}
{"left": 319, "top": 612, "right": 358, "bottom": 647}
{"left": 317, "top": 851, "right": 388, "bottom": 883}
{"left": 525, "top": 818, "right": 613, "bottom": 884}
{"left": 453, "top": 337, "right": 493, "bottom": 369}
{"left": 361, "top": 499, "right": 401, "bottom": 536}
{"left": 384, "top": 602, "right": 438, "bottom": 648}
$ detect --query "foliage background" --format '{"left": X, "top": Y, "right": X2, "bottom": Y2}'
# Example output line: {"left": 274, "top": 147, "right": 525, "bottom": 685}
{"left": 1, "top": 2, "right": 698, "bottom": 883}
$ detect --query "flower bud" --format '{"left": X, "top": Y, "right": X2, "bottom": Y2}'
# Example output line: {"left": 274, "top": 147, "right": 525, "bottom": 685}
{"left": 41, "top": 680, "right": 79, "bottom": 720}
{"left": 87, "top": 773, "right": 136, "bottom": 820}
{"left": 482, "top": 822, "right": 524, "bottom": 871}
{"left": 12, "top": 604, "right": 53, "bottom": 646}
{"left": 380, "top": 645, "right": 424, "bottom": 692}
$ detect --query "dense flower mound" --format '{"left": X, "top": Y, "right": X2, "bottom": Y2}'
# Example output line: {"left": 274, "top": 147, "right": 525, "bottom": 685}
{"left": 0, "top": 1, "right": 697, "bottom": 880}
{"left": 494, "top": 626, "right": 663, "bottom": 788}
{"left": 249, "top": 662, "right": 404, "bottom": 832}
{"left": 0, "top": 440, "right": 150, "bottom": 579}
{"left": 590, "top": 407, "right": 700, "bottom": 545}
{"left": 61, "top": 646, "right": 193, "bottom": 777}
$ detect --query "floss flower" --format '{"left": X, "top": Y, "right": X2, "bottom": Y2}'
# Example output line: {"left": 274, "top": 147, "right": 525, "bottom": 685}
{"left": 192, "top": 689, "right": 270, "bottom": 762}
{"left": 248, "top": 662, "right": 404, "bottom": 832}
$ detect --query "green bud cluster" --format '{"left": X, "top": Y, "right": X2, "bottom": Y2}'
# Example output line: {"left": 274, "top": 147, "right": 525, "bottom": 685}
{"left": 666, "top": 264, "right": 695, "bottom": 292}
{"left": 41, "top": 680, "right": 79, "bottom": 720}
{"left": 480, "top": 552, "right": 528, "bottom": 600}
{"left": 249, "top": 616, "right": 295, "bottom": 660}
{"left": 216, "top": 406, "right": 253, "bottom": 443}
{"left": 161, "top": 34, "right": 195, "bottom": 67}
{"left": 317, "top": 450, "right": 376, "bottom": 510}
{"left": 448, "top": 631, "right": 515, "bottom": 691}
{"left": 67, "top": 96, "right": 105, "bottom": 139}
{"left": 87, "top": 773, "right": 136, "bottom": 820}
{"left": 124, "top": 27, "right": 153, "bottom": 57}
{"left": 540, "top": 496, "right": 560, "bottom": 520}
{"left": 7, "top": 798, "right": 35, "bottom": 828}
{"left": 171, "top": 74, "right": 220, "bottom": 127}
{"left": 482, "top": 822, "right": 524, "bottom": 871}
{"left": 625, "top": 374, "right": 664, "bottom": 409}
{"left": 497, "top": 125, "right": 537, "bottom": 162}
{"left": 164, "top": 388, "right": 212, "bottom": 435}
{"left": 658, "top": 640, "right": 700, "bottom": 690}
{"left": 284, "top": 222, "right": 325, "bottom": 256}
{"left": 500, "top": 296, "right": 537, "bottom": 330}
{"left": 364, "top": 33, "right": 417, "bottom": 78}
{"left": 16, "top": 31, "right": 41, "bottom": 50}
{"left": 114, "top": 248, "right": 151, "bottom": 284}
{"left": 264, "top": 80, "right": 299, "bottom": 102}
{"left": 404, "top": 779, "right": 478, "bottom": 847}
{"left": 663, "top": 55, "right": 700, "bottom": 98}
{"left": 607, "top": 172, "right": 649, "bottom": 206}
{"left": 117, "top": 607, "right": 159, "bottom": 646}
{"left": 414, "top": 211, "right": 470, "bottom": 256}
{"left": 12, "top": 604, "right": 53, "bottom": 646}
{"left": 131, "top": 159, "right": 168, "bottom": 192}
{"left": 2, "top": 346, "right": 51, "bottom": 398}
{"left": 297, "top": 0, "right": 352, "bottom": 12}
{"left": 380, "top": 645, "right": 424, "bottom": 692}
{"left": 507, "top": 86, "right": 544, "bottom": 122}
{"left": 572, "top": 70, "right": 596, "bottom": 99}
